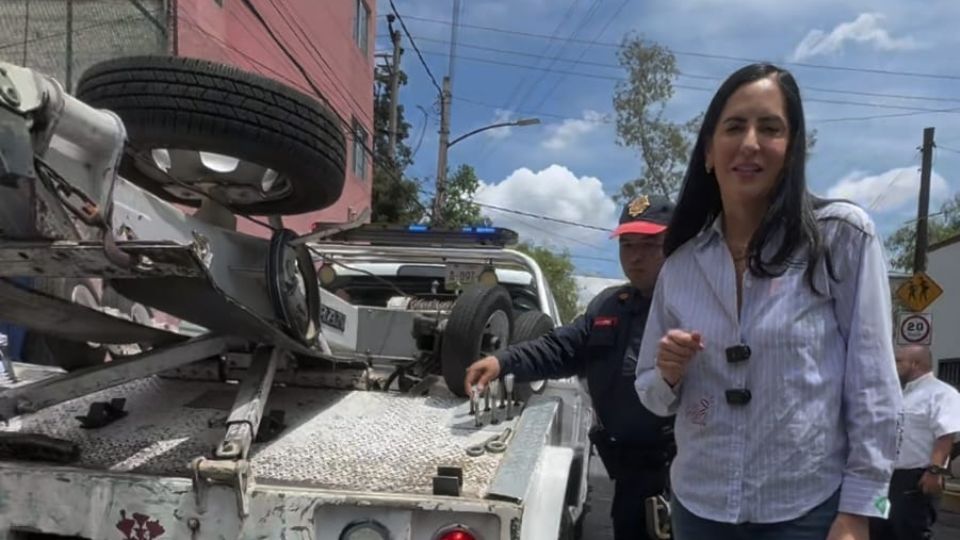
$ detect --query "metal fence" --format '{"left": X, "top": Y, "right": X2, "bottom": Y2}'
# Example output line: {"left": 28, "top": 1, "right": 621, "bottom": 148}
{"left": 0, "top": 0, "right": 169, "bottom": 92}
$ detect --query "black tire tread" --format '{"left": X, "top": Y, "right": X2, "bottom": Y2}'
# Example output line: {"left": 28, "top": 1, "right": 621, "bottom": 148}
{"left": 441, "top": 285, "right": 514, "bottom": 397}
{"left": 512, "top": 310, "right": 554, "bottom": 343}
{"left": 75, "top": 56, "right": 346, "bottom": 215}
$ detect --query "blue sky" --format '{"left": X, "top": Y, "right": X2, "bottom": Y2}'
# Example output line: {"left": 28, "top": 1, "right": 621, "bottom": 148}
{"left": 375, "top": 0, "right": 960, "bottom": 293}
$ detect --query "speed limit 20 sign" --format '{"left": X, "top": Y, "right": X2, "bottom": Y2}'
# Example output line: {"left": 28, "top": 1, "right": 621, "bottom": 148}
{"left": 897, "top": 312, "right": 932, "bottom": 346}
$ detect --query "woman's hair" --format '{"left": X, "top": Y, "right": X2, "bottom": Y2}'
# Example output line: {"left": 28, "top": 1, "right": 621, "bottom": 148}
{"left": 664, "top": 63, "right": 831, "bottom": 291}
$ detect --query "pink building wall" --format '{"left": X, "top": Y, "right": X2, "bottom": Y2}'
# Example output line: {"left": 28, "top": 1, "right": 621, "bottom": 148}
{"left": 174, "top": 0, "right": 375, "bottom": 236}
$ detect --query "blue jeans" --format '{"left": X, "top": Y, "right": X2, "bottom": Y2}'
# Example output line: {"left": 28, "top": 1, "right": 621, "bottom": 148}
{"left": 672, "top": 489, "right": 840, "bottom": 540}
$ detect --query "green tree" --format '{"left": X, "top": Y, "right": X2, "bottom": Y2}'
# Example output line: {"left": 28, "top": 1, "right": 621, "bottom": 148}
{"left": 515, "top": 242, "right": 579, "bottom": 324}
{"left": 371, "top": 65, "right": 425, "bottom": 223}
{"left": 436, "top": 164, "right": 489, "bottom": 228}
{"left": 612, "top": 36, "right": 700, "bottom": 201}
{"left": 612, "top": 36, "right": 818, "bottom": 203}
{"left": 884, "top": 193, "right": 960, "bottom": 271}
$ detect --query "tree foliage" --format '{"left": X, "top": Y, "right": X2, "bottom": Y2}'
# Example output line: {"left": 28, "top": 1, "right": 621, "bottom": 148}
{"left": 371, "top": 65, "right": 425, "bottom": 223}
{"left": 439, "top": 164, "right": 489, "bottom": 228}
{"left": 612, "top": 35, "right": 820, "bottom": 203}
{"left": 884, "top": 193, "right": 960, "bottom": 271}
{"left": 612, "top": 36, "right": 699, "bottom": 201}
{"left": 515, "top": 242, "right": 579, "bottom": 324}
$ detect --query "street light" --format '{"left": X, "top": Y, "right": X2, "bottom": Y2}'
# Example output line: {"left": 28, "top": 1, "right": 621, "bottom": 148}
{"left": 447, "top": 117, "right": 541, "bottom": 148}
{"left": 433, "top": 115, "right": 541, "bottom": 224}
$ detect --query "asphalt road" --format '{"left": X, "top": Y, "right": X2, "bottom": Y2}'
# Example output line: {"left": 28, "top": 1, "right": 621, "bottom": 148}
{"left": 581, "top": 452, "right": 960, "bottom": 540}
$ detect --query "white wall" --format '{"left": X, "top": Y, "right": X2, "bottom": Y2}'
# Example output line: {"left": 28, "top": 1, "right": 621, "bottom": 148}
{"left": 927, "top": 241, "right": 960, "bottom": 370}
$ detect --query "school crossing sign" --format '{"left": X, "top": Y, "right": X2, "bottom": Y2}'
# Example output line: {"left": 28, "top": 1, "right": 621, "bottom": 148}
{"left": 895, "top": 272, "right": 943, "bottom": 313}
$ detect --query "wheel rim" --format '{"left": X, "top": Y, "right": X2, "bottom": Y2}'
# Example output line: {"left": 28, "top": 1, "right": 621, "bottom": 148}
{"left": 267, "top": 230, "right": 320, "bottom": 344}
{"left": 480, "top": 310, "right": 511, "bottom": 356}
{"left": 129, "top": 303, "right": 152, "bottom": 326}
{"left": 136, "top": 148, "right": 293, "bottom": 205}
{"left": 70, "top": 283, "right": 102, "bottom": 349}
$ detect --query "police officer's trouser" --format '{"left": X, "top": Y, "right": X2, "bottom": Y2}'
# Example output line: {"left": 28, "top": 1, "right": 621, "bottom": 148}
{"left": 612, "top": 465, "right": 669, "bottom": 540}
{"left": 869, "top": 468, "right": 937, "bottom": 540}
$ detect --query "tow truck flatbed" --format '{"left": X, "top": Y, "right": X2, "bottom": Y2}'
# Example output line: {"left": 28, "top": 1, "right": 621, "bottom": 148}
{"left": 6, "top": 370, "right": 514, "bottom": 497}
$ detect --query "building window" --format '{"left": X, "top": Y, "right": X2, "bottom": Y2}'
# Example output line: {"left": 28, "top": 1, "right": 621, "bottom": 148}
{"left": 353, "top": 120, "right": 368, "bottom": 180}
{"left": 354, "top": 0, "right": 370, "bottom": 56}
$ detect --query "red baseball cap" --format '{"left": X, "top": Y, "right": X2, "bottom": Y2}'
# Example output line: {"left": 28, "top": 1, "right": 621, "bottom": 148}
{"left": 611, "top": 194, "right": 675, "bottom": 237}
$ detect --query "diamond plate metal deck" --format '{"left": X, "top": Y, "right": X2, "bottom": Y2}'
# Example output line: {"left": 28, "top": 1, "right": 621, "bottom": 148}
{"left": 3, "top": 376, "right": 518, "bottom": 498}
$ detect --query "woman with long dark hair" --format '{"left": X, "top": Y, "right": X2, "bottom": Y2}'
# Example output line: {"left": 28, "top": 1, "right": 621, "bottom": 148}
{"left": 634, "top": 64, "right": 902, "bottom": 540}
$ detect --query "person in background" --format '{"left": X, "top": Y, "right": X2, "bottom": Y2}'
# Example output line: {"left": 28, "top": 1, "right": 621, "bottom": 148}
{"left": 465, "top": 195, "right": 676, "bottom": 540}
{"left": 634, "top": 63, "right": 902, "bottom": 540}
{"left": 870, "top": 344, "right": 960, "bottom": 540}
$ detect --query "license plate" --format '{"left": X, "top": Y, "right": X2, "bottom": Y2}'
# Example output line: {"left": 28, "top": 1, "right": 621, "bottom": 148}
{"left": 320, "top": 305, "right": 347, "bottom": 332}
{"left": 445, "top": 264, "right": 483, "bottom": 290}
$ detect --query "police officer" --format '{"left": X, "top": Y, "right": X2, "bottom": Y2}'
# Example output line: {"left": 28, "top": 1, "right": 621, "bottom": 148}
{"left": 465, "top": 194, "right": 676, "bottom": 540}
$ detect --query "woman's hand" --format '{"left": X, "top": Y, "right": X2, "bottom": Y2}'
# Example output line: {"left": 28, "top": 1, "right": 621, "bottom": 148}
{"left": 826, "top": 513, "right": 869, "bottom": 540}
{"left": 656, "top": 329, "right": 703, "bottom": 387}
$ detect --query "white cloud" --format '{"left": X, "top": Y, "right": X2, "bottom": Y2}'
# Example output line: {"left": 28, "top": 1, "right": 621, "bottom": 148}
{"left": 574, "top": 275, "right": 626, "bottom": 311}
{"left": 790, "top": 13, "right": 921, "bottom": 61}
{"left": 542, "top": 110, "right": 608, "bottom": 150}
{"left": 476, "top": 165, "right": 618, "bottom": 246}
{"left": 826, "top": 166, "right": 949, "bottom": 213}
{"left": 485, "top": 109, "right": 515, "bottom": 140}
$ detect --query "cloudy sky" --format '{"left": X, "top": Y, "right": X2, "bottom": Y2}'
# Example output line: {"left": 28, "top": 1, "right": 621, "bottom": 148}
{"left": 375, "top": 0, "right": 960, "bottom": 295}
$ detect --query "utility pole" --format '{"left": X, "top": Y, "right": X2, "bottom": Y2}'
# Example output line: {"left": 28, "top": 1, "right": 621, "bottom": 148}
{"left": 386, "top": 15, "right": 402, "bottom": 161}
{"left": 431, "top": 0, "right": 460, "bottom": 226}
{"left": 432, "top": 76, "right": 452, "bottom": 225}
{"left": 913, "top": 126, "right": 936, "bottom": 274}
{"left": 65, "top": 0, "right": 74, "bottom": 93}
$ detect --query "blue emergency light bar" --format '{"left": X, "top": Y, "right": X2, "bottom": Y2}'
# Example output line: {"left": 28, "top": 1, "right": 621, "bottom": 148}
{"left": 328, "top": 223, "right": 519, "bottom": 248}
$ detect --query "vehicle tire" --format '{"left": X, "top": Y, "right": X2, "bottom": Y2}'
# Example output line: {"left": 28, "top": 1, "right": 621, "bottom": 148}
{"left": 510, "top": 310, "right": 555, "bottom": 400}
{"left": 75, "top": 55, "right": 346, "bottom": 215}
{"left": 101, "top": 283, "right": 156, "bottom": 355}
{"left": 22, "top": 279, "right": 107, "bottom": 370}
{"left": 441, "top": 285, "right": 514, "bottom": 397}
{"left": 102, "top": 284, "right": 155, "bottom": 326}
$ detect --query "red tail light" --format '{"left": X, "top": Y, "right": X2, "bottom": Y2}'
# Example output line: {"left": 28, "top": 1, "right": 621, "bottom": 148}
{"left": 436, "top": 527, "right": 477, "bottom": 540}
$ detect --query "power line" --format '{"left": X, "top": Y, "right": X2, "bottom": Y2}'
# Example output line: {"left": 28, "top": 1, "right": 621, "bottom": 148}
{"left": 393, "top": 14, "right": 960, "bottom": 82}
{"left": 489, "top": 207, "right": 612, "bottom": 252}
{"left": 456, "top": 94, "right": 607, "bottom": 122}
{"left": 388, "top": 0, "right": 443, "bottom": 95}
{"left": 474, "top": 202, "right": 614, "bottom": 232}
{"left": 530, "top": 0, "right": 630, "bottom": 112}
{"left": 472, "top": 0, "right": 596, "bottom": 165}
{"left": 413, "top": 35, "right": 960, "bottom": 105}
{"left": 815, "top": 106, "right": 960, "bottom": 124}
{"left": 939, "top": 146, "right": 960, "bottom": 155}
{"left": 420, "top": 49, "right": 960, "bottom": 115}
{"left": 263, "top": 0, "right": 375, "bottom": 126}
{"left": 508, "top": 0, "right": 603, "bottom": 116}
{"left": 867, "top": 150, "right": 921, "bottom": 212}
{"left": 497, "top": 0, "right": 582, "bottom": 115}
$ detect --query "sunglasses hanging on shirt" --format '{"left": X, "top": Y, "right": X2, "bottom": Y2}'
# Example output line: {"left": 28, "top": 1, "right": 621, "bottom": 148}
{"left": 724, "top": 344, "right": 752, "bottom": 405}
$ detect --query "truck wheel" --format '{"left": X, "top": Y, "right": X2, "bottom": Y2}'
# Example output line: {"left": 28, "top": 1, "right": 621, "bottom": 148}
{"left": 101, "top": 283, "right": 156, "bottom": 355}
{"left": 102, "top": 284, "right": 155, "bottom": 326}
{"left": 22, "top": 279, "right": 107, "bottom": 370}
{"left": 511, "top": 310, "right": 555, "bottom": 400}
{"left": 75, "top": 55, "right": 346, "bottom": 215}
{"left": 441, "top": 285, "right": 514, "bottom": 397}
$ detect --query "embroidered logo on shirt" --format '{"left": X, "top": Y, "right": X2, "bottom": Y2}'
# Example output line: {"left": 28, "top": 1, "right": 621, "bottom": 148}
{"left": 686, "top": 395, "right": 714, "bottom": 427}
{"left": 593, "top": 316, "right": 618, "bottom": 327}
{"left": 874, "top": 496, "right": 891, "bottom": 518}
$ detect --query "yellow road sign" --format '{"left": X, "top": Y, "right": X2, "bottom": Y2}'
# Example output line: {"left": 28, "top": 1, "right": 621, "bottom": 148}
{"left": 895, "top": 272, "right": 943, "bottom": 312}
